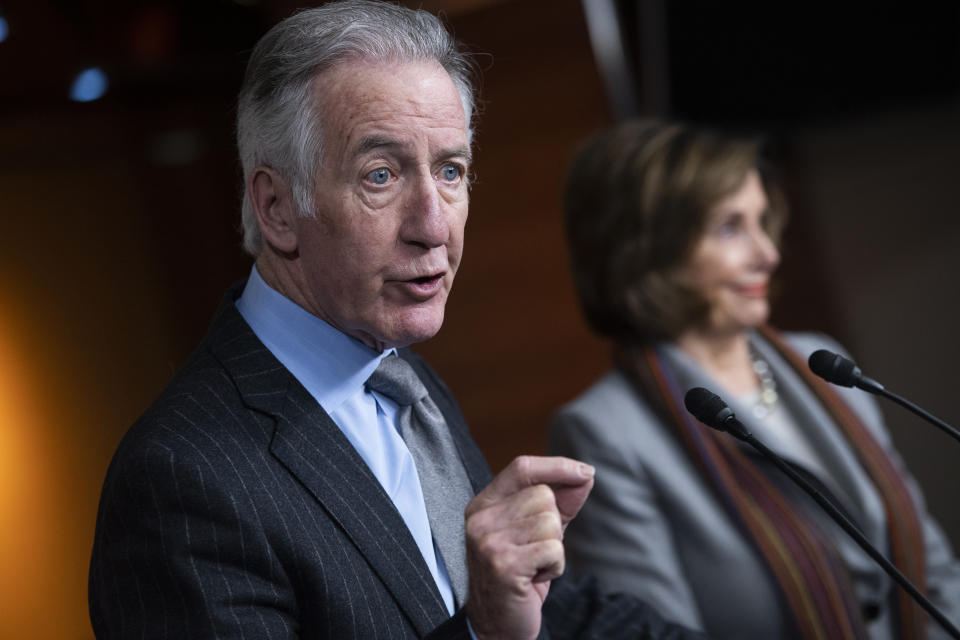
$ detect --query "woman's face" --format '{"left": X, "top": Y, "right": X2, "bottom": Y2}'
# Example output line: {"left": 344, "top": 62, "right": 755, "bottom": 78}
{"left": 678, "top": 169, "right": 780, "bottom": 336}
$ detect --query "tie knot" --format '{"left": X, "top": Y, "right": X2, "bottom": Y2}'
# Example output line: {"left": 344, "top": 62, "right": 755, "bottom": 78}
{"left": 365, "top": 354, "right": 428, "bottom": 406}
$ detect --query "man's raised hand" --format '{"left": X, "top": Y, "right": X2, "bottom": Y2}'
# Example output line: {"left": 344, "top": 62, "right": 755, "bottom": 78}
{"left": 464, "top": 456, "right": 595, "bottom": 640}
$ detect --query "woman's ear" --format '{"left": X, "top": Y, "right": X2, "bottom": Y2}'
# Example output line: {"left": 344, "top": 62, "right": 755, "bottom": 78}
{"left": 248, "top": 167, "right": 299, "bottom": 254}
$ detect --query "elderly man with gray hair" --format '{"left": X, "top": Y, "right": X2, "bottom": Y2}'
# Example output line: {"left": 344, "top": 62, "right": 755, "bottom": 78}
{"left": 88, "top": 2, "right": 707, "bottom": 638}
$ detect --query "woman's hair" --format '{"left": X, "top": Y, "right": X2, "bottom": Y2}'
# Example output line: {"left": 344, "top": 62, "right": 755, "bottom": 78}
{"left": 564, "top": 119, "right": 788, "bottom": 344}
{"left": 236, "top": 0, "right": 477, "bottom": 256}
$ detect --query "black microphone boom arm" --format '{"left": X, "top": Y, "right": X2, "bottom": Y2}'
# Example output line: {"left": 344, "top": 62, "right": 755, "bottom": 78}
{"left": 808, "top": 349, "right": 960, "bottom": 446}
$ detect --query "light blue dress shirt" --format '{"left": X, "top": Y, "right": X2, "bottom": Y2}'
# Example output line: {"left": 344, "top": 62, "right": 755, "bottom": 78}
{"left": 236, "top": 266, "right": 457, "bottom": 615}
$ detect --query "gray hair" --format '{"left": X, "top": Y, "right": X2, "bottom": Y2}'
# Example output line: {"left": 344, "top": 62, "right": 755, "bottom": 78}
{"left": 236, "top": 0, "right": 477, "bottom": 256}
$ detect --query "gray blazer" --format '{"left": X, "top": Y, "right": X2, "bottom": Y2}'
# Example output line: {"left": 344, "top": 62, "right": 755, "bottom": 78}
{"left": 89, "top": 285, "right": 707, "bottom": 639}
{"left": 550, "top": 332, "right": 960, "bottom": 640}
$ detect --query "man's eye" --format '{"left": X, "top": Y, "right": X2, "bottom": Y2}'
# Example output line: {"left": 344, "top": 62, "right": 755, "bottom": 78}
{"left": 440, "top": 164, "right": 461, "bottom": 181}
{"left": 367, "top": 168, "right": 392, "bottom": 185}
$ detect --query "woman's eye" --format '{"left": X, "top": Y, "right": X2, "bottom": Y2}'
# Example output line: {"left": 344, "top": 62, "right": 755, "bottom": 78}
{"left": 715, "top": 216, "right": 743, "bottom": 238}
{"left": 440, "top": 164, "right": 461, "bottom": 181}
{"left": 367, "top": 168, "right": 392, "bottom": 185}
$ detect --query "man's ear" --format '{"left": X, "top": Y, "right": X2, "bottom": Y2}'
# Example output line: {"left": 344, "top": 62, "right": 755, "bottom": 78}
{"left": 248, "top": 167, "right": 299, "bottom": 254}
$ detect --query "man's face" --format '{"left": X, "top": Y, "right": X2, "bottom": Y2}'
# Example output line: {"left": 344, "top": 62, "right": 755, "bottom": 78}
{"left": 292, "top": 60, "right": 470, "bottom": 350}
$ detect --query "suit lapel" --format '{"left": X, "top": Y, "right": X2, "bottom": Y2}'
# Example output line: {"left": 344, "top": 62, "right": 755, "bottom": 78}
{"left": 207, "top": 291, "right": 451, "bottom": 636}
{"left": 268, "top": 384, "right": 451, "bottom": 635}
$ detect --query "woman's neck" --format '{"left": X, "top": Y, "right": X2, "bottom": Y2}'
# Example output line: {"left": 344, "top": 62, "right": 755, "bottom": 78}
{"left": 675, "top": 327, "right": 758, "bottom": 395}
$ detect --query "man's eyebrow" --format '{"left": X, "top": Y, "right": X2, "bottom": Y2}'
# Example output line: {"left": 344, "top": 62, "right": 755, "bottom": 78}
{"left": 443, "top": 145, "right": 473, "bottom": 164}
{"left": 354, "top": 135, "right": 401, "bottom": 157}
{"left": 354, "top": 136, "right": 472, "bottom": 164}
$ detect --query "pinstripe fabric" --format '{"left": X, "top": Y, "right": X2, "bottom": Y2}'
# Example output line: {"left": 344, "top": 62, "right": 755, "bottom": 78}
{"left": 89, "top": 285, "right": 708, "bottom": 639}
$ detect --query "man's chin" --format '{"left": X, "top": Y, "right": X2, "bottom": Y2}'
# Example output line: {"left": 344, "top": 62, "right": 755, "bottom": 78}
{"left": 377, "top": 307, "right": 446, "bottom": 350}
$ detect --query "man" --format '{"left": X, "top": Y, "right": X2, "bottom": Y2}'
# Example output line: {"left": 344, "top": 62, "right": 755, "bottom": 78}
{"left": 89, "top": 2, "right": 706, "bottom": 638}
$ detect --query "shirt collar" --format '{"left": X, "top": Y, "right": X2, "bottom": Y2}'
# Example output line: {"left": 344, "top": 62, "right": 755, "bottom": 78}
{"left": 235, "top": 265, "right": 396, "bottom": 413}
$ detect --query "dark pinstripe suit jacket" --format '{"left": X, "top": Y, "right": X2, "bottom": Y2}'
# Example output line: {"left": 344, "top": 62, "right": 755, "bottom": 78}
{"left": 89, "top": 286, "right": 706, "bottom": 639}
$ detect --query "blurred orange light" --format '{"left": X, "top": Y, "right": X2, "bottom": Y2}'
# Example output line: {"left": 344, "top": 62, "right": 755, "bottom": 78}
{"left": 0, "top": 294, "right": 83, "bottom": 639}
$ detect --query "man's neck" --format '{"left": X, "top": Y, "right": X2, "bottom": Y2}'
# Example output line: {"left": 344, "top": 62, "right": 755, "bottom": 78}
{"left": 255, "top": 252, "right": 387, "bottom": 352}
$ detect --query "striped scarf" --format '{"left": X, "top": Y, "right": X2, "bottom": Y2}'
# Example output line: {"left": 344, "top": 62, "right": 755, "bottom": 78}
{"left": 616, "top": 325, "right": 927, "bottom": 640}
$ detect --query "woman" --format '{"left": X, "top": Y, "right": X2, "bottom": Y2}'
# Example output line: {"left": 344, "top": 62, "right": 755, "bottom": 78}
{"left": 550, "top": 120, "right": 960, "bottom": 640}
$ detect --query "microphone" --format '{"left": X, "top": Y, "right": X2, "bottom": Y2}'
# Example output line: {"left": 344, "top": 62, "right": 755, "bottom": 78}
{"left": 684, "top": 387, "right": 960, "bottom": 639}
{"left": 808, "top": 349, "right": 884, "bottom": 393}
{"left": 808, "top": 349, "right": 960, "bottom": 446}
{"left": 683, "top": 386, "right": 751, "bottom": 440}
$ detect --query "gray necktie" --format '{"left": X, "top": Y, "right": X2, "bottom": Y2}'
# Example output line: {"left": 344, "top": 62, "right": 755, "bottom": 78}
{"left": 365, "top": 354, "right": 472, "bottom": 607}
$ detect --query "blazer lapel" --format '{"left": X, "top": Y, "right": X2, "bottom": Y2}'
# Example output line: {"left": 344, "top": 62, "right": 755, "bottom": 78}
{"left": 753, "top": 336, "right": 887, "bottom": 546}
{"left": 207, "top": 292, "right": 451, "bottom": 636}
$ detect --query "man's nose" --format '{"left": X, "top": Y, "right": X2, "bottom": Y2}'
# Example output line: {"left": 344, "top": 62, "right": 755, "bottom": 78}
{"left": 401, "top": 174, "right": 449, "bottom": 249}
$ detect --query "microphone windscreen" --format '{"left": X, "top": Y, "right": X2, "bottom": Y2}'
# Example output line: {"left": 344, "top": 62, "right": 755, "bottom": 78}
{"left": 808, "top": 349, "right": 859, "bottom": 387}
{"left": 684, "top": 387, "right": 727, "bottom": 429}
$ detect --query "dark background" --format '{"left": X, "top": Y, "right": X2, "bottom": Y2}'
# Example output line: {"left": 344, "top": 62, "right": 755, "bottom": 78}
{"left": 0, "top": 1, "right": 957, "bottom": 637}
